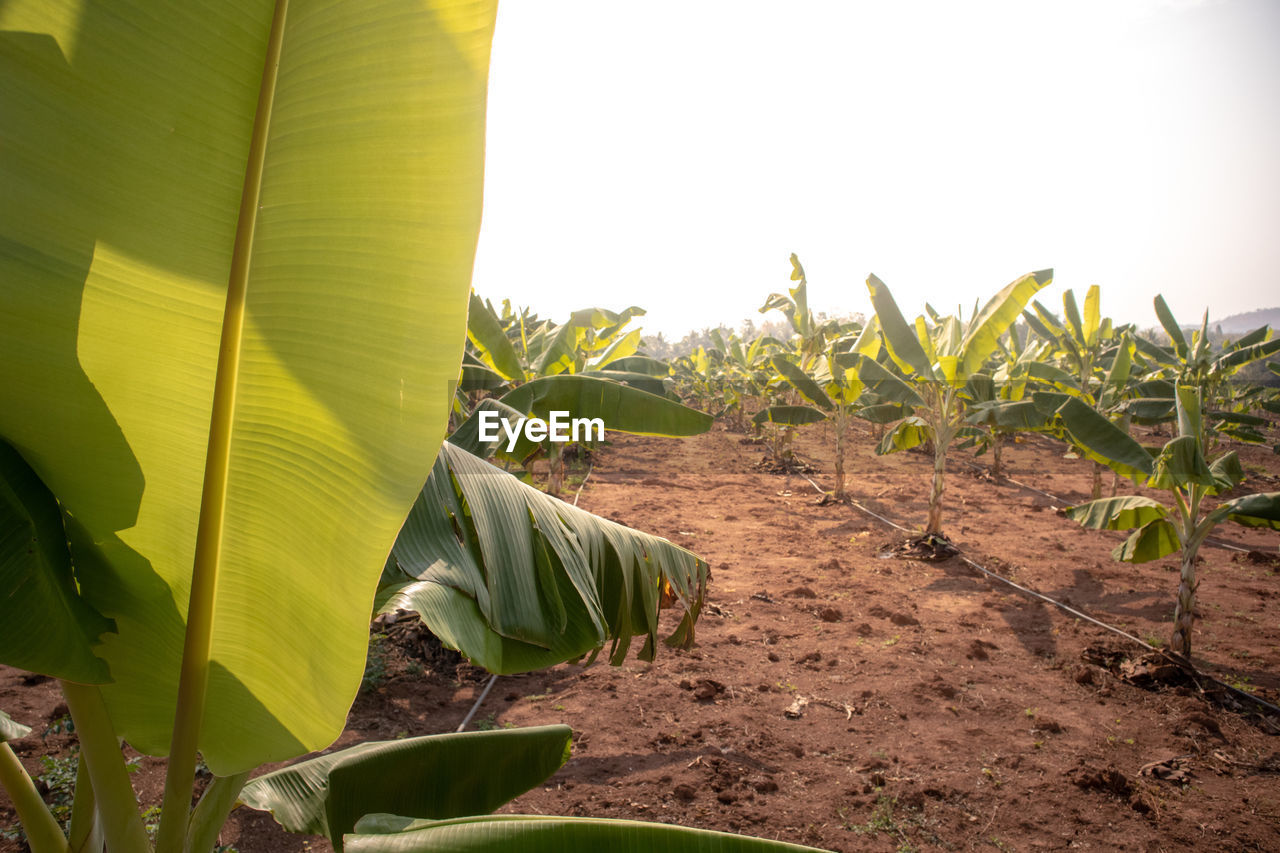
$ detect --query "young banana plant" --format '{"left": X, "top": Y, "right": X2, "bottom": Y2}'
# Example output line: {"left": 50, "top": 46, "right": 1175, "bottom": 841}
{"left": 465, "top": 294, "right": 708, "bottom": 494}
{"left": 856, "top": 270, "right": 1053, "bottom": 536}
{"left": 1128, "top": 296, "right": 1280, "bottom": 452}
{"left": 1022, "top": 286, "right": 1140, "bottom": 497}
{"left": 1062, "top": 387, "right": 1280, "bottom": 656}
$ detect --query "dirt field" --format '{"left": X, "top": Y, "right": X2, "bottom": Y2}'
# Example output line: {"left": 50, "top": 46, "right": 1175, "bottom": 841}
{"left": 4, "top": 421, "right": 1279, "bottom": 852}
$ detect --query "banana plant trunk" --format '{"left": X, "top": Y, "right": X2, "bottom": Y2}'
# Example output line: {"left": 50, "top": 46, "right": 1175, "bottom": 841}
{"left": 926, "top": 445, "right": 946, "bottom": 535}
{"left": 1170, "top": 544, "right": 1200, "bottom": 657}
{"left": 1091, "top": 461, "right": 1104, "bottom": 501}
{"left": 833, "top": 413, "right": 847, "bottom": 501}
{"left": 547, "top": 443, "right": 564, "bottom": 497}
{"left": 991, "top": 431, "right": 1003, "bottom": 478}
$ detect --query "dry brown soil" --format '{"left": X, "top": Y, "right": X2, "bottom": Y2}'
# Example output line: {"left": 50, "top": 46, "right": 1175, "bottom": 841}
{"left": 4, "top": 421, "right": 1279, "bottom": 852}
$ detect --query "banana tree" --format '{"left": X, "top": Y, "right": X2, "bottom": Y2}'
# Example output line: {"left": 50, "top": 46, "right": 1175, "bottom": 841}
{"left": 0, "top": 4, "right": 821, "bottom": 852}
{"left": 1062, "top": 387, "right": 1280, "bottom": 656}
{"left": 762, "top": 319, "right": 883, "bottom": 499}
{"left": 759, "top": 254, "right": 850, "bottom": 370}
{"left": 465, "top": 294, "right": 705, "bottom": 494}
{"left": 1022, "top": 286, "right": 1141, "bottom": 497}
{"left": 857, "top": 270, "right": 1053, "bottom": 536}
{"left": 1129, "top": 297, "right": 1280, "bottom": 450}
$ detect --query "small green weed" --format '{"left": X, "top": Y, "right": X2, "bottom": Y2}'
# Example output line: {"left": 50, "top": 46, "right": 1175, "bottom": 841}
{"left": 361, "top": 633, "right": 389, "bottom": 693}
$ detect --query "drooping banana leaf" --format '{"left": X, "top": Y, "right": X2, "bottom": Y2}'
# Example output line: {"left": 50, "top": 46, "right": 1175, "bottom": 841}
{"left": 377, "top": 443, "right": 707, "bottom": 674}
{"left": 876, "top": 417, "right": 932, "bottom": 455}
{"left": 498, "top": 375, "right": 712, "bottom": 460}
{"left": 346, "top": 814, "right": 829, "bottom": 853}
{"left": 1112, "top": 518, "right": 1181, "bottom": 563}
{"left": 0, "top": 0, "right": 497, "bottom": 774}
{"left": 240, "top": 726, "right": 572, "bottom": 852}
{"left": 1055, "top": 398, "right": 1154, "bottom": 484}
{"left": 1066, "top": 496, "right": 1169, "bottom": 531}
{"left": 1213, "top": 491, "right": 1280, "bottom": 531}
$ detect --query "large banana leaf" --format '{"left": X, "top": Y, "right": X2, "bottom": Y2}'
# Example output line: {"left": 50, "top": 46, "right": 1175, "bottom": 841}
{"left": 498, "top": 375, "right": 712, "bottom": 460}
{"left": 346, "top": 814, "right": 828, "bottom": 853}
{"left": 1066, "top": 496, "right": 1169, "bottom": 531}
{"left": 770, "top": 356, "right": 833, "bottom": 410}
{"left": 240, "top": 726, "right": 572, "bottom": 851}
{"left": 958, "top": 269, "right": 1052, "bottom": 377}
{"left": 0, "top": 1, "right": 496, "bottom": 774}
{"left": 1055, "top": 398, "right": 1154, "bottom": 484}
{"left": 0, "top": 439, "right": 112, "bottom": 683}
{"left": 377, "top": 443, "right": 708, "bottom": 673}
{"left": 865, "top": 274, "right": 935, "bottom": 379}
{"left": 1214, "top": 492, "right": 1280, "bottom": 530}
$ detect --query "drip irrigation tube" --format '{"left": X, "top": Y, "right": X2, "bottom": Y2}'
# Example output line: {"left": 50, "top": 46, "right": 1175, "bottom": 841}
{"left": 573, "top": 462, "right": 594, "bottom": 507}
{"left": 455, "top": 674, "right": 498, "bottom": 733}
{"left": 801, "top": 473, "right": 1280, "bottom": 719}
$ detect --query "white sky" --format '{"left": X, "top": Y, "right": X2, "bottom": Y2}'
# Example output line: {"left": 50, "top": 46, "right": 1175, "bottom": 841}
{"left": 471, "top": 0, "right": 1280, "bottom": 338}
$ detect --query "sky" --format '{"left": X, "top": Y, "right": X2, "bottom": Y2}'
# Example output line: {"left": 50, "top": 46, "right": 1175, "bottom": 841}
{"left": 470, "top": 0, "right": 1280, "bottom": 339}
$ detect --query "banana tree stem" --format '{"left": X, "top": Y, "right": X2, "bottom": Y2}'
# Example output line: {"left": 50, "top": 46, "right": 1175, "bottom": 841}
{"left": 184, "top": 773, "right": 249, "bottom": 853}
{"left": 67, "top": 753, "right": 102, "bottom": 853}
{"left": 59, "top": 682, "right": 149, "bottom": 853}
{"left": 0, "top": 742, "right": 67, "bottom": 853}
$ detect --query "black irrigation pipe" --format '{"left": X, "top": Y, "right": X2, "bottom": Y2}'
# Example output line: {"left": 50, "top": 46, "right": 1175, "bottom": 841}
{"left": 457, "top": 462, "right": 596, "bottom": 732}
{"left": 799, "top": 472, "right": 1280, "bottom": 720}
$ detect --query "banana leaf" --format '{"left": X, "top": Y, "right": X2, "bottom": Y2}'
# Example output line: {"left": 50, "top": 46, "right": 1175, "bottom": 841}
{"left": 877, "top": 417, "right": 932, "bottom": 455}
{"left": 1112, "top": 519, "right": 1181, "bottom": 563}
{"left": 1150, "top": 436, "right": 1216, "bottom": 491}
{"left": 466, "top": 293, "right": 524, "bottom": 381}
{"left": 0, "top": 0, "right": 497, "bottom": 774}
{"left": 377, "top": 443, "right": 708, "bottom": 673}
{"left": 959, "top": 269, "right": 1052, "bottom": 377}
{"left": 240, "top": 726, "right": 572, "bottom": 851}
{"left": 346, "top": 814, "right": 828, "bottom": 853}
{"left": 1153, "top": 295, "right": 1189, "bottom": 360}
{"left": 865, "top": 274, "right": 935, "bottom": 379}
{"left": 770, "top": 356, "right": 833, "bottom": 411}
{"left": 1055, "top": 398, "right": 1154, "bottom": 483}
{"left": 1215, "top": 492, "right": 1280, "bottom": 531}
{"left": 1066, "top": 496, "right": 1169, "bottom": 531}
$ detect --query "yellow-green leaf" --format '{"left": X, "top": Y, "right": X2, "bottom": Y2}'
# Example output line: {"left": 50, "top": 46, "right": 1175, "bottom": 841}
{"left": 0, "top": 0, "right": 497, "bottom": 774}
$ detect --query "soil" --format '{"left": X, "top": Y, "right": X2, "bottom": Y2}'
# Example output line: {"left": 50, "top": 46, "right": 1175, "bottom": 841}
{"left": 3, "top": 421, "right": 1279, "bottom": 852}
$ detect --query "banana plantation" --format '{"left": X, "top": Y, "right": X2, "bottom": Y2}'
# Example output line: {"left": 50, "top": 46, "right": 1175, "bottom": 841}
{"left": 2, "top": 3, "right": 1279, "bottom": 853}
